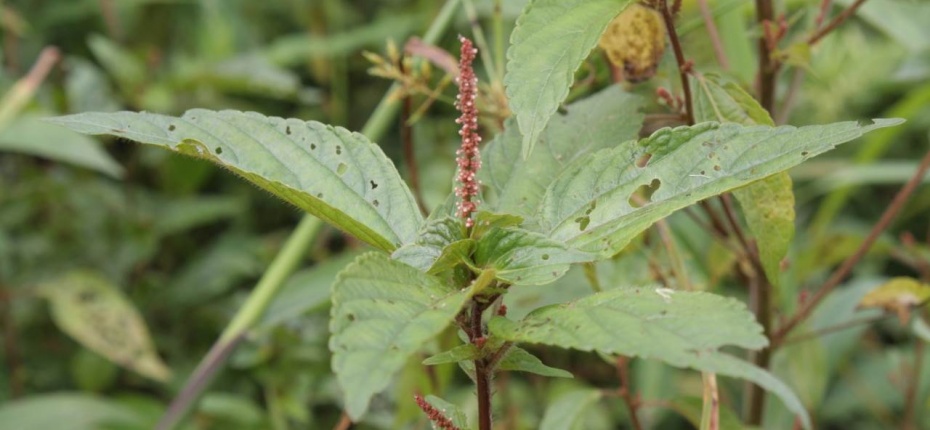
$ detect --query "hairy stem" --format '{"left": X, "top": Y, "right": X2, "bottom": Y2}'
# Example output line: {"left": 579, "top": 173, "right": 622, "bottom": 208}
{"left": 470, "top": 300, "right": 493, "bottom": 430}
{"left": 616, "top": 356, "right": 644, "bottom": 430}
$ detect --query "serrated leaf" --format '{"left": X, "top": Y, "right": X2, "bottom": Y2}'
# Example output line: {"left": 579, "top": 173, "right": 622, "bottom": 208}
{"left": 423, "top": 395, "right": 471, "bottom": 430}
{"left": 474, "top": 227, "right": 590, "bottom": 285}
{"left": 392, "top": 217, "right": 468, "bottom": 272}
{"left": 39, "top": 271, "right": 171, "bottom": 382}
{"left": 539, "top": 389, "right": 603, "bottom": 430}
{"left": 489, "top": 287, "right": 811, "bottom": 428}
{"left": 505, "top": 0, "right": 632, "bottom": 158}
{"left": 329, "top": 253, "right": 469, "bottom": 419}
{"left": 488, "top": 287, "right": 767, "bottom": 361}
{"left": 538, "top": 119, "right": 903, "bottom": 257}
{"left": 859, "top": 277, "right": 930, "bottom": 322}
{"left": 692, "top": 73, "right": 794, "bottom": 288}
{"left": 48, "top": 109, "right": 423, "bottom": 252}
{"left": 482, "top": 86, "right": 643, "bottom": 221}
{"left": 497, "top": 346, "right": 572, "bottom": 378}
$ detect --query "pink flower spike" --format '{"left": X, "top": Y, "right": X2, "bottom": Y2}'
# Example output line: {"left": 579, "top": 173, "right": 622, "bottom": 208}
{"left": 454, "top": 36, "right": 481, "bottom": 228}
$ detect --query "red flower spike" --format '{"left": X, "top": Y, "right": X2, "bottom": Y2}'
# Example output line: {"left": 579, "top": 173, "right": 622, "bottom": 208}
{"left": 454, "top": 36, "right": 481, "bottom": 228}
{"left": 414, "top": 394, "right": 462, "bottom": 430}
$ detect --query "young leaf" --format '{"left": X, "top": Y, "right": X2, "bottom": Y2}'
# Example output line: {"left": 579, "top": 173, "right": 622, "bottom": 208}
{"left": 496, "top": 346, "right": 572, "bottom": 378}
{"left": 48, "top": 110, "right": 423, "bottom": 252}
{"left": 505, "top": 0, "right": 632, "bottom": 158}
{"left": 482, "top": 86, "right": 643, "bottom": 221}
{"left": 538, "top": 119, "right": 903, "bottom": 257}
{"left": 392, "top": 217, "right": 468, "bottom": 272}
{"left": 692, "top": 73, "right": 794, "bottom": 288}
{"left": 489, "top": 287, "right": 810, "bottom": 428}
{"left": 473, "top": 227, "right": 591, "bottom": 286}
{"left": 539, "top": 389, "right": 603, "bottom": 430}
{"left": 329, "top": 253, "right": 469, "bottom": 420}
{"left": 38, "top": 270, "right": 171, "bottom": 382}
{"left": 422, "top": 344, "right": 480, "bottom": 366}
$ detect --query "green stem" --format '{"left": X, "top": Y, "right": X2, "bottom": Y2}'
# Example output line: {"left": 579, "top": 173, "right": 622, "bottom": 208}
{"left": 156, "top": 2, "right": 463, "bottom": 428}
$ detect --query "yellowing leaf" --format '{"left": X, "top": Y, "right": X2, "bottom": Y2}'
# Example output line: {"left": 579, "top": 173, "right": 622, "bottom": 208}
{"left": 859, "top": 277, "right": 930, "bottom": 322}
{"left": 39, "top": 271, "right": 171, "bottom": 382}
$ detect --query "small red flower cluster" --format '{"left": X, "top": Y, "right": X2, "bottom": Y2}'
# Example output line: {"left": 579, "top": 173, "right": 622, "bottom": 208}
{"left": 454, "top": 36, "right": 481, "bottom": 228}
{"left": 414, "top": 394, "right": 461, "bottom": 430}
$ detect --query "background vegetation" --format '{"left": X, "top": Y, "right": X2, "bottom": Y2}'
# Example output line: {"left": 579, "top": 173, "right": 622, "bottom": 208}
{"left": 1, "top": 0, "right": 930, "bottom": 429}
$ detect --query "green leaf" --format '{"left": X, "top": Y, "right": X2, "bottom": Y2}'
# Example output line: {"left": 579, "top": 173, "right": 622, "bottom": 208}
{"left": 0, "top": 393, "right": 146, "bottom": 430}
{"left": 329, "top": 253, "right": 469, "bottom": 419}
{"left": 733, "top": 173, "right": 795, "bottom": 287}
{"left": 392, "top": 216, "right": 467, "bottom": 272}
{"left": 47, "top": 109, "right": 423, "bottom": 252}
{"left": 0, "top": 115, "right": 123, "bottom": 178}
{"left": 38, "top": 271, "right": 171, "bottom": 382}
{"left": 422, "top": 344, "right": 480, "bottom": 366}
{"left": 692, "top": 73, "right": 794, "bottom": 288}
{"left": 482, "top": 86, "right": 643, "bottom": 221}
{"left": 538, "top": 119, "right": 903, "bottom": 257}
{"left": 489, "top": 287, "right": 811, "bottom": 428}
{"left": 473, "top": 227, "right": 590, "bottom": 285}
{"left": 261, "top": 251, "right": 363, "bottom": 327}
{"left": 488, "top": 287, "right": 766, "bottom": 361}
{"left": 505, "top": 0, "right": 632, "bottom": 158}
{"left": 423, "top": 395, "right": 471, "bottom": 430}
{"left": 497, "top": 346, "right": 572, "bottom": 378}
{"left": 538, "top": 389, "right": 603, "bottom": 430}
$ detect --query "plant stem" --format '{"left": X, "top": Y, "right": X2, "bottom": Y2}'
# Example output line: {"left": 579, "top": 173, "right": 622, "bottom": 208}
{"left": 616, "top": 356, "right": 644, "bottom": 430}
{"left": 807, "top": 0, "right": 868, "bottom": 45}
{"left": 782, "top": 314, "right": 889, "bottom": 345}
{"left": 332, "top": 412, "right": 353, "bottom": 430}
{"left": 155, "top": 3, "right": 463, "bottom": 428}
{"left": 754, "top": 0, "right": 776, "bottom": 113}
{"left": 399, "top": 60, "right": 428, "bottom": 215}
{"left": 660, "top": 0, "right": 695, "bottom": 125}
{"left": 701, "top": 372, "right": 719, "bottom": 430}
{"left": 470, "top": 300, "right": 493, "bottom": 430}
{"left": 696, "top": 0, "right": 729, "bottom": 70}
{"left": 774, "top": 146, "right": 930, "bottom": 343}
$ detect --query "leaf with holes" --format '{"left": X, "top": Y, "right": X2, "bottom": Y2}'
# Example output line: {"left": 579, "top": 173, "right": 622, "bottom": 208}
{"left": 482, "top": 86, "right": 643, "bottom": 222}
{"left": 505, "top": 0, "right": 632, "bottom": 158}
{"left": 488, "top": 287, "right": 811, "bottom": 428}
{"left": 537, "top": 119, "right": 903, "bottom": 257}
{"left": 47, "top": 110, "right": 423, "bottom": 252}
{"left": 329, "top": 253, "right": 469, "bottom": 419}
{"left": 473, "top": 227, "right": 591, "bottom": 286}
{"left": 692, "top": 73, "right": 794, "bottom": 288}
{"left": 38, "top": 271, "right": 171, "bottom": 382}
